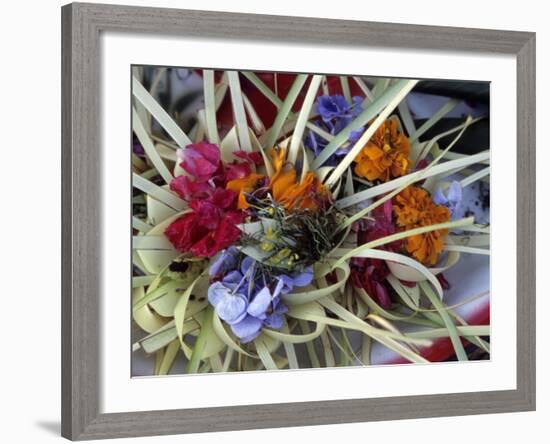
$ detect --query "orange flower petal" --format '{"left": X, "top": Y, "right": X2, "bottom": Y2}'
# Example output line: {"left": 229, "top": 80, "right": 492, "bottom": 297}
{"left": 226, "top": 173, "right": 265, "bottom": 210}
{"left": 394, "top": 185, "right": 451, "bottom": 265}
{"left": 364, "top": 144, "right": 384, "bottom": 160}
{"left": 237, "top": 192, "right": 250, "bottom": 210}
{"left": 271, "top": 169, "right": 297, "bottom": 202}
{"left": 267, "top": 148, "right": 330, "bottom": 212}
{"left": 353, "top": 119, "right": 411, "bottom": 183}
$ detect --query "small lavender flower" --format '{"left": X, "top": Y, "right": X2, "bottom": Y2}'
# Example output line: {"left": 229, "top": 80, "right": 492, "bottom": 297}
{"left": 433, "top": 181, "right": 463, "bottom": 218}
{"left": 227, "top": 267, "right": 313, "bottom": 342}
{"left": 207, "top": 254, "right": 256, "bottom": 325}
{"left": 230, "top": 280, "right": 286, "bottom": 343}
{"left": 208, "top": 281, "right": 248, "bottom": 324}
{"left": 278, "top": 267, "right": 314, "bottom": 294}
{"left": 208, "top": 247, "right": 239, "bottom": 277}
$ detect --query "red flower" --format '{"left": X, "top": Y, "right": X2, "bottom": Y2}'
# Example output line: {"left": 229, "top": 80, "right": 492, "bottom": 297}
{"left": 165, "top": 188, "right": 243, "bottom": 258}
{"left": 351, "top": 258, "right": 392, "bottom": 309}
{"left": 166, "top": 143, "right": 265, "bottom": 257}
{"left": 350, "top": 199, "right": 401, "bottom": 309}
{"left": 437, "top": 273, "right": 450, "bottom": 290}
{"left": 179, "top": 142, "right": 221, "bottom": 182}
{"left": 415, "top": 158, "right": 429, "bottom": 171}
{"left": 233, "top": 150, "right": 263, "bottom": 166}
{"left": 165, "top": 212, "right": 207, "bottom": 253}
{"left": 357, "top": 199, "right": 401, "bottom": 250}
{"left": 205, "top": 188, "right": 236, "bottom": 210}
{"left": 190, "top": 211, "right": 243, "bottom": 257}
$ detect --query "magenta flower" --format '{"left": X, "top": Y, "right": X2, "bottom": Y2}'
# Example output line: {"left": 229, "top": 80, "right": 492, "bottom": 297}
{"left": 170, "top": 175, "right": 214, "bottom": 200}
{"left": 232, "top": 150, "right": 263, "bottom": 166}
{"left": 350, "top": 199, "right": 401, "bottom": 309}
{"left": 351, "top": 258, "right": 392, "bottom": 309}
{"left": 178, "top": 142, "right": 221, "bottom": 182}
{"left": 224, "top": 161, "right": 252, "bottom": 182}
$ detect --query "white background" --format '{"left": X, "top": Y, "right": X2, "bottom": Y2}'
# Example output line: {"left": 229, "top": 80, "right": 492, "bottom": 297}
{"left": 0, "top": 0, "right": 546, "bottom": 443}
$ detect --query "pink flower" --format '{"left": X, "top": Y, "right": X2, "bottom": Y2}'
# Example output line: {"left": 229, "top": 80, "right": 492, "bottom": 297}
{"left": 165, "top": 143, "right": 264, "bottom": 257}
{"left": 172, "top": 144, "right": 266, "bottom": 199}
{"left": 178, "top": 142, "right": 221, "bottom": 182}
{"left": 170, "top": 175, "right": 214, "bottom": 200}
{"left": 224, "top": 161, "right": 252, "bottom": 182}
{"left": 224, "top": 150, "right": 264, "bottom": 182}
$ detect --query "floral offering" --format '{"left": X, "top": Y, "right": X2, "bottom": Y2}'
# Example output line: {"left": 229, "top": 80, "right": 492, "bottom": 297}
{"left": 132, "top": 69, "right": 490, "bottom": 374}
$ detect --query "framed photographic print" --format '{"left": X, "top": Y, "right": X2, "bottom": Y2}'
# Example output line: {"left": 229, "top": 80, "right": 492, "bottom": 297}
{"left": 61, "top": 2, "right": 536, "bottom": 440}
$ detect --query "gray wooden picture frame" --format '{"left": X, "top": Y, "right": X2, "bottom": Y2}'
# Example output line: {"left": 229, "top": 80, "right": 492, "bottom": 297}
{"left": 61, "top": 2, "right": 536, "bottom": 440}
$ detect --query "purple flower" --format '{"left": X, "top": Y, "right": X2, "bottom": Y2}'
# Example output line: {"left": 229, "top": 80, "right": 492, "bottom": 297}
{"left": 317, "top": 95, "right": 362, "bottom": 122}
{"left": 208, "top": 277, "right": 287, "bottom": 343}
{"left": 208, "top": 255, "right": 257, "bottom": 325}
{"left": 433, "top": 181, "right": 462, "bottom": 218}
{"left": 278, "top": 267, "right": 314, "bottom": 294}
{"left": 233, "top": 267, "right": 314, "bottom": 340}
{"left": 306, "top": 95, "right": 364, "bottom": 166}
{"left": 133, "top": 142, "right": 145, "bottom": 156}
{"left": 230, "top": 280, "right": 286, "bottom": 343}
{"left": 207, "top": 254, "right": 314, "bottom": 343}
{"left": 209, "top": 247, "right": 240, "bottom": 277}
{"left": 208, "top": 281, "right": 248, "bottom": 324}
{"left": 348, "top": 128, "right": 364, "bottom": 143}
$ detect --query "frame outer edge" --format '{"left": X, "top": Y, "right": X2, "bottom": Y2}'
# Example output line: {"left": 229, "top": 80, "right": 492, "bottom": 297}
{"left": 72, "top": 390, "right": 532, "bottom": 440}
{"left": 61, "top": 2, "right": 537, "bottom": 440}
{"left": 61, "top": 3, "right": 76, "bottom": 439}
{"left": 516, "top": 33, "right": 536, "bottom": 411}
{"left": 75, "top": 2, "right": 530, "bottom": 53}
{"left": 62, "top": 2, "right": 102, "bottom": 440}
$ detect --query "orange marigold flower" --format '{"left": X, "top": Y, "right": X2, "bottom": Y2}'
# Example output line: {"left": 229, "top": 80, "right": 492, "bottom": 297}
{"left": 226, "top": 173, "right": 265, "bottom": 209}
{"left": 393, "top": 185, "right": 451, "bottom": 266}
{"left": 354, "top": 119, "right": 411, "bottom": 182}
{"left": 269, "top": 148, "right": 330, "bottom": 211}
